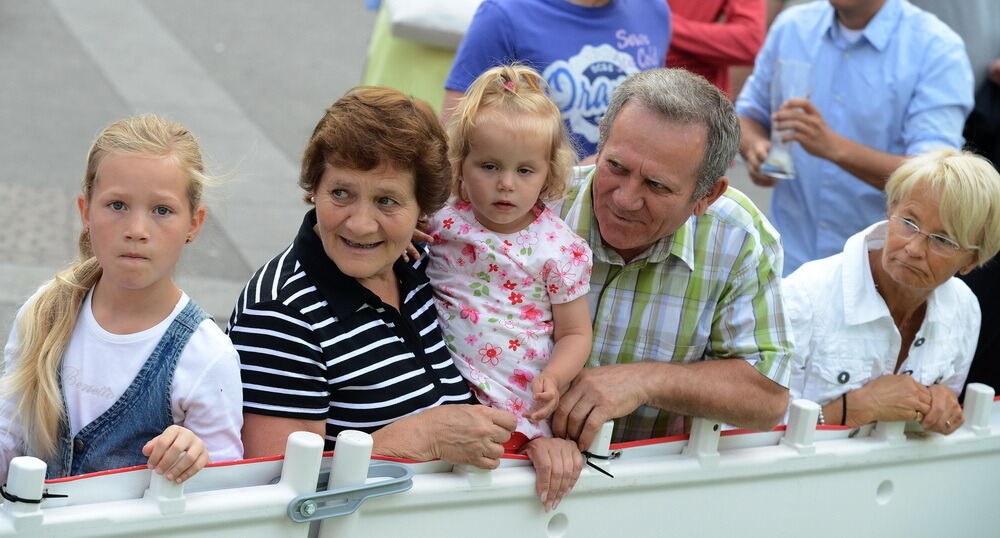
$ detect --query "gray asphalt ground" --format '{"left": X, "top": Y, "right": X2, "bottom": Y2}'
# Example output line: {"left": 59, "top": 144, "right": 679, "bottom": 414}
{"left": 0, "top": 0, "right": 771, "bottom": 338}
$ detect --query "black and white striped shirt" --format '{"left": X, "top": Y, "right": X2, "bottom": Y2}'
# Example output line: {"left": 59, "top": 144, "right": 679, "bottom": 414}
{"left": 227, "top": 210, "right": 473, "bottom": 448}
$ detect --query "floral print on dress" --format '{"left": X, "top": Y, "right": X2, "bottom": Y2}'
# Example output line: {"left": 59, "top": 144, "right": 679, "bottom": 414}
{"left": 427, "top": 200, "right": 592, "bottom": 440}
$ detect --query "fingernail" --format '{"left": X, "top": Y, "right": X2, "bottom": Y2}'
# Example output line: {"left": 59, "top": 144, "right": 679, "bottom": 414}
{"left": 540, "top": 492, "right": 547, "bottom": 504}
{"left": 165, "top": 474, "right": 174, "bottom": 481}
{"left": 554, "top": 500, "right": 560, "bottom": 510}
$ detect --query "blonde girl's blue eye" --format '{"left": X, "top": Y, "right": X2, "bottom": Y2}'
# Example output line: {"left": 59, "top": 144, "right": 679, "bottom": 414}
{"left": 155, "top": 206, "right": 172, "bottom": 216}
{"left": 517, "top": 167, "right": 534, "bottom": 175}
{"left": 481, "top": 163, "right": 497, "bottom": 171}
{"left": 110, "top": 201, "right": 126, "bottom": 211}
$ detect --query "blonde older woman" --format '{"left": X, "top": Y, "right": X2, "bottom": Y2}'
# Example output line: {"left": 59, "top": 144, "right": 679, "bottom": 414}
{"left": 785, "top": 149, "right": 1000, "bottom": 434}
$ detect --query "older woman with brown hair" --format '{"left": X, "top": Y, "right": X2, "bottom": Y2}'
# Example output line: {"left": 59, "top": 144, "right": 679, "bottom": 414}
{"left": 227, "top": 87, "right": 516, "bottom": 467}
{"left": 785, "top": 149, "right": 1000, "bottom": 434}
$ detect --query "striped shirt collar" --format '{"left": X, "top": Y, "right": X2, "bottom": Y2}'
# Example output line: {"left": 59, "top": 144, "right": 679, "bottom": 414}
{"left": 291, "top": 209, "right": 427, "bottom": 320}
{"left": 562, "top": 166, "right": 695, "bottom": 271}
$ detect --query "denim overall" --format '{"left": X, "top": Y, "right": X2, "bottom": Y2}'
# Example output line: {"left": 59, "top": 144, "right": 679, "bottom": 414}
{"left": 46, "top": 300, "right": 208, "bottom": 478}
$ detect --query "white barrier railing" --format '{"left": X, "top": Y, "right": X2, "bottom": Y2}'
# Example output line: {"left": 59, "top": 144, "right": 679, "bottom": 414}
{"left": 2, "top": 383, "right": 998, "bottom": 537}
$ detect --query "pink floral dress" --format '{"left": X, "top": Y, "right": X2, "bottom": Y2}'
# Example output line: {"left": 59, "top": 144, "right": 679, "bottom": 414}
{"left": 426, "top": 200, "right": 593, "bottom": 441}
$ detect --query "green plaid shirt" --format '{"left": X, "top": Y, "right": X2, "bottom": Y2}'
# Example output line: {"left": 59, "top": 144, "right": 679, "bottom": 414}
{"left": 558, "top": 167, "right": 792, "bottom": 442}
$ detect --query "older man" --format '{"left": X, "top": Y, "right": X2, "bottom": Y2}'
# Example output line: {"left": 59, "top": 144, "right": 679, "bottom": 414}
{"left": 552, "top": 68, "right": 792, "bottom": 449}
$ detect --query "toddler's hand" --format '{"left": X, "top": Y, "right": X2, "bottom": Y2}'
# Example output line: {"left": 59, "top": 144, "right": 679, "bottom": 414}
{"left": 527, "top": 374, "right": 560, "bottom": 423}
{"left": 142, "top": 425, "right": 210, "bottom": 483}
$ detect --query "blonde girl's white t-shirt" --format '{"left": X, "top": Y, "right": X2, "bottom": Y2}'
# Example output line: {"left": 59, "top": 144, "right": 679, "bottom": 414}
{"left": 0, "top": 288, "right": 243, "bottom": 480}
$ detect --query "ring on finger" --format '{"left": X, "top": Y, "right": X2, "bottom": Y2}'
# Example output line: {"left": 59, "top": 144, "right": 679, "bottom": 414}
{"left": 945, "top": 420, "right": 952, "bottom": 428}
{"left": 914, "top": 410, "right": 923, "bottom": 422}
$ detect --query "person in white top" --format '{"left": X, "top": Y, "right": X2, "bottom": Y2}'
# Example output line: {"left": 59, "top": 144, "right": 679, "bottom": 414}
{"left": 784, "top": 149, "right": 1000, "bottom": 434}
{"left": 0, "top": 115, "right": 242, "bottom": 484}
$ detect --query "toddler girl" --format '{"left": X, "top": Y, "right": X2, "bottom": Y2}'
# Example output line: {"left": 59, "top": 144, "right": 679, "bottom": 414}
{"left": 0, "top": 115, "right": 243, "bottom": 483}
{"left": 428, "top": 65, "right": 593, "bottom": 453}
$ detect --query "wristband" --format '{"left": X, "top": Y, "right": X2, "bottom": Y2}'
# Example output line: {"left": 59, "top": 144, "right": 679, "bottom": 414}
{"left": 841, "top": 393, "right": 848, "bottom": 426}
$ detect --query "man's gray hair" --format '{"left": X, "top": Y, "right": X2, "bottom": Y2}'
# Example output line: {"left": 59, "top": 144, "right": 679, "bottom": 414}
{"left": 598, "top": 68, "right": 740, "bottom": 199}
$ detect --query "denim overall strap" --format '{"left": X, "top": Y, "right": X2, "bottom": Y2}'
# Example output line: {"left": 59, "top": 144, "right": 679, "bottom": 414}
{"left": 46, "top": 299, "right": 209, "bottom": 478}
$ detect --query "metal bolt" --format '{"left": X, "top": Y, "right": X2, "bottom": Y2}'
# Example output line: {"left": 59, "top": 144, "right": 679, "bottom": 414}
{"left": 299, "top": 500, "right": 317, "bottom": 518}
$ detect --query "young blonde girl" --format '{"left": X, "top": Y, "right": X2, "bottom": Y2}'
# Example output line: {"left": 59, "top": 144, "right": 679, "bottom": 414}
{"left": 0, "top": 115, "right": 243, "bottom": 483}
{"left": 427, "top": 65, "right": 593, "bottom": 465}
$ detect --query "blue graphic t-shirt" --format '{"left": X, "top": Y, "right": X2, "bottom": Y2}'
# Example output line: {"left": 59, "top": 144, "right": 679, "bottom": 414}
{"left": 446, "top": 0, "right": 671, "bottom": 157}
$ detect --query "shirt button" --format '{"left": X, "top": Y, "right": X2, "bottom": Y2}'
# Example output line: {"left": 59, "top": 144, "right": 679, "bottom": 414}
{"left": 74, "top": 439, "right": 85, "bottom": 453}
{"left": 837, "top": 371, "right": 850, "bottom": 384}
{"left": 914, "top": 337, "right": 926, "bottom": 347}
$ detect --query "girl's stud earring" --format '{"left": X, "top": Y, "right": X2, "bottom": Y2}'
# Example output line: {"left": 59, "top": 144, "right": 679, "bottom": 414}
{"left": 185, "top": 235, "right": 193, "bottom": 244}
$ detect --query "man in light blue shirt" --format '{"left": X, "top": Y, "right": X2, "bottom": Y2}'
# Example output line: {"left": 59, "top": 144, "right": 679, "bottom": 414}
{"left": 735, "top": 0, "right": 973, "bottom": 275}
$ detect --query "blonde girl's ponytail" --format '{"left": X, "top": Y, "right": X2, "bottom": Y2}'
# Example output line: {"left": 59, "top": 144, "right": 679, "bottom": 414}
{"left": 1, "top": 114, "right": 209, "bottom": 459}
{"left": 446, "top": 64, "right": 577, "bottom": 203}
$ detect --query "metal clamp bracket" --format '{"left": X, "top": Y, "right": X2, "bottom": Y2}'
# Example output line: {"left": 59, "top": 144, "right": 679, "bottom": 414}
{"left": 287, "top": 462, "right": 413, "bottom": 522}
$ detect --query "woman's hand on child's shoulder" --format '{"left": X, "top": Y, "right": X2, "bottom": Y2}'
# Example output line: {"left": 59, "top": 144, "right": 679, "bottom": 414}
{"left": 142, "top": 425, "right": 211, "bottom": 483}
{"left": 527, "top": 373, "right": 560, "bottom": 423}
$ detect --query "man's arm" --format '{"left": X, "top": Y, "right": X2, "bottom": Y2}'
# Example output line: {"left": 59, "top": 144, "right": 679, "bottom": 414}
{"left": 773, "top": 98, "right": 906, "bottom": 190}
{"left": 738, "top": 114, "right": 779, "bottom": 186}
{"left": 669, "top": 0, "right": 766, "bottom": 66}
{"left": 552, "top": 360, "right": 787, "bottom": 450}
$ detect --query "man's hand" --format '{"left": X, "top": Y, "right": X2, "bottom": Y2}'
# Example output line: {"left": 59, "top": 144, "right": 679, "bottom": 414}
{"left": 550, "top": 363, "right": 649, "bottom": 450}
{"left": 773, "top": 98, "right": 843, "bottom": 162}
{"left": 401, "top": 228, "right": 434, "bottom": 262}
{"left": 373, "top": 404, "right": 516, "bottom": 469}
{"left": 142, "top": 425, "right": 210, "bottom": 483}
{"left": 738, "top": 115, "right": 779, "bottom": 186}
{"left": 744, "top": 137, "right": 780, "bottom": 187}
{"left": 523, "top": 437, "right": 584, "bottom": 512}
{"left": 921, "top": 383, "right": 963, "bottom": 435}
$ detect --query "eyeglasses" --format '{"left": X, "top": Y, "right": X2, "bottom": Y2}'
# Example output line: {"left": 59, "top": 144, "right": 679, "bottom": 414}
{"left": 889, "top": 216, "right": 978, "bottom": 256}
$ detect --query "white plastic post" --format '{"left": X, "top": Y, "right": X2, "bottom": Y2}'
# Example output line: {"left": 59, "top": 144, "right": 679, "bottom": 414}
{"left": 682, "top": 417, "right": 721, "bottom": 467}
{"left": 317, "top": 430, "right": 373, "bottom": 538}
{"left": 585, "top": 421, "right": 615, "bottom": 475}
{"left": 780, "top": 399, "right": 819, "bottom": 455}
{"left": 586, "top": 421, "right": 615, "bottom": 458}
{"left": 3, "top": 456, "right": 46, "bottom": 532}
{"left": 145, "top": 472, "right": 186, "bottom": 515}
{"left": 280, "top": 431, "right": 326, "bottom": 494}
{"left": 963, "top": 383, "right": 995, "bottom": 436}
{"left": 873, "top": 420, "right": 906, "bottom": 444}
{"left": 327, "top": 430, "right": 373, "bottom": 490}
